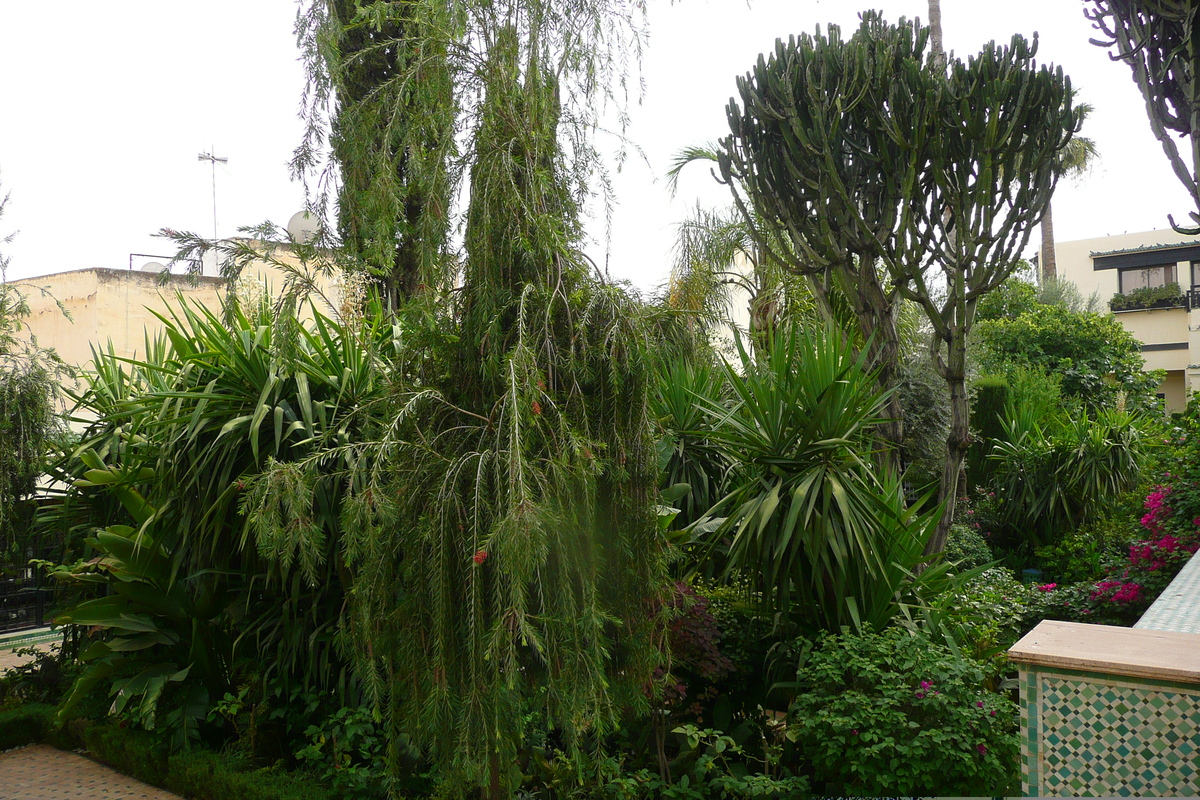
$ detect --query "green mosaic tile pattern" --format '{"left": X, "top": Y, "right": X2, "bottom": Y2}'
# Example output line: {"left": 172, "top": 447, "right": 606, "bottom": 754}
{"left": 1136, "top": 549, "right": 1200, "bottom": 634}
{"left": 1034, "top": 673, "right": 1200, "bottom": 796}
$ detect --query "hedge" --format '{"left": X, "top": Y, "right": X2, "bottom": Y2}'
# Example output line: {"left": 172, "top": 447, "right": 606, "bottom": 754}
{"left": 0, "top": 704, "right": 332, "bottom": 800}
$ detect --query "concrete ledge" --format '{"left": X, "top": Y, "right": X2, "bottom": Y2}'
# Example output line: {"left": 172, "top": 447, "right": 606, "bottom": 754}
{"left": 1009, "top": 620, "right": 1200, "bottom": 684}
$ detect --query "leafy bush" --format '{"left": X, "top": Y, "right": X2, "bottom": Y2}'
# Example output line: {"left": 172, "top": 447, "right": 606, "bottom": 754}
{"left": 945, "top": 524, "right": 995, "bottom": 570}
{"left": 699, "top": 326, "right": 953, "bottom": 633}
{"left": 935, "top": 568, "right": 1059, "bottom": 676}
{"left": 785, "top": 628, "right": 1019, "bottom": 796}
{"left": 85, "top": 723, "right": 170, "bottom": 787}
{"left": 597, "top": 724, "right": 810, "bottom": 799}
{"left": 0, "top": 702, "right": 70, "bottom": 751}
{"left": 168, "top": 749, "right": 335, "bottom": 800}
{"left": 79, "top": 719, "right": 336, "bottom": 800}
{"left": 295, "top": 706, "right": 391, "bottom": 799}
{"left": 975, "top": 303, "right": 1161, "bottom": 409}
{"left": 1035, "top": 514, "right": 1142, "bottom": 584}
{"left": 987, "top": 407, "right": 1146, "bottom": 548}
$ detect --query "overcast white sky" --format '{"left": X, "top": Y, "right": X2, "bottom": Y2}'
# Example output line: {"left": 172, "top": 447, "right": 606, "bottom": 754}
{"left": 0, "top": 1, "right": 1193, "bottom": 292}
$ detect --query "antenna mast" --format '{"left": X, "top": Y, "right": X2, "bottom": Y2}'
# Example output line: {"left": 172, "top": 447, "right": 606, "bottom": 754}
{"left": 197, "top": 149, "right": 228, "bottom": 240}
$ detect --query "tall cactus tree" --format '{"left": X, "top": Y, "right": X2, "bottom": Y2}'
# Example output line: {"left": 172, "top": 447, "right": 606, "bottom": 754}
{"left": 1086, "top": 1, "right": 1200, "bottom": 233}
{"left": 718, "top": 16, "right": 941, "bottom": 468}
{"left": 895, "top": 34, "right": 1079, "bottom": 555}
{"left": 720, "top": 14, "right": 1078, "bottom": 552}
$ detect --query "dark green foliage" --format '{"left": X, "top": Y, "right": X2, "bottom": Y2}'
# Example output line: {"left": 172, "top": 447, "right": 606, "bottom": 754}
{"left": 988, "top": 408, "right": 1146, "bottom": 548}
{"left": 295, "top": 706, "right": 391, "bottom": 799}
{"left": 86, "top": 723, "right": 170, "bottom": 787}
{"left": 79, "top": 720, "right": 336, "bottom": 800}
{"left": 167, "top": 749, "right": 336, "bottom": 800}
{"left": 975, "top": 275, "right": 1039, "bottom": 321}
{"left": 785, "top": 628, "right": 1019, "bottom": 796}
{"left": 933, "top": 568, "right": 1060, "bottom": 678}
{"left": 968, "top": 375, "right": 1009, "bottom": 487}
{"left": 0, "top": 703, "right": 66, "bottom": 750}
{"left": 976, "top": 304, "right": 1161, "bottom": 410}
{"left": 1035, "top": 515, "right": 1142, "bottom": 583}
{"left": 945, "top": 524, "right": 995, "bottom": 571}
{"left": 895, "top": 354, "right": 950, "bottom": 490}
{"left": 42, "top": 296, "right": 395, "bottom": 755}
{"left": 653, "top": 358, "right": 731, "bottom": 529}
{"left": 1109, "top": 281, "right": 1186, "bottom": 311}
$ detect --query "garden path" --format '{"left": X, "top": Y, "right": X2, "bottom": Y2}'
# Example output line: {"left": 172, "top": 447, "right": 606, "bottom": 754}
{"left": 0, "top": 744, "right": 182, "bottom": 799}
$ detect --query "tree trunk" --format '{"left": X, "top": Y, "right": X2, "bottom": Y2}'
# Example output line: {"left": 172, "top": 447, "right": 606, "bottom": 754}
{"left": 928, "top": 0, "right": 944, "bottom": 65}
{"left": 1040, "top": 200, "right": 1057, "bottom": 282}
{"left": 853, "top": 263, "right": 904, "bottom": 474}
{"left": 925, "top": 327, "right": 970, "bottom": 557}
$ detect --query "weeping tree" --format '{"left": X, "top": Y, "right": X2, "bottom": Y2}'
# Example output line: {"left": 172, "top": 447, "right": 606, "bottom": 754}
{"left": 720, "top": 14, "right": 1078, "bottom": 553}
{"left": 293, "top": 0, "right": 458, "bottom": 305}
{"left": 244, "top": 2, "right": 666, "bottom": 797}
{"left": 1087, "top": 1, "right": 1200, "bottom": 233}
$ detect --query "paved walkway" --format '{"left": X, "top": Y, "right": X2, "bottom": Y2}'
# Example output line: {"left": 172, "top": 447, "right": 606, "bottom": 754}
{"left": 0, "top": 628, "right": 61, "bottom": 673}
{"left": 0, "top": 744, "right": 182, "bottom": 799}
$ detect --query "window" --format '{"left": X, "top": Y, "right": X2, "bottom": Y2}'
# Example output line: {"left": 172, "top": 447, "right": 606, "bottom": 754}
{"left": 1191, "top": 261, "right": 1200, "bottom": 289}
{"left": 1119, "top": 264, "right": 1176, "bottom": 293}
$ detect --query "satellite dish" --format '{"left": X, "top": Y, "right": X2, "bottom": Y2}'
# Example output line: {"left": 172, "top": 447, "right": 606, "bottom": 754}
{"left": 140, "top": 261, "right": 167, "bottom": 273}
{"left": 286, "top": 211, "right": 318, "bottom": 244}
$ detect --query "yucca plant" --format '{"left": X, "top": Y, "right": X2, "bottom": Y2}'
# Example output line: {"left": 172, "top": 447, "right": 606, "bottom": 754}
{"left": 653, "top": 357, "right": 732, "bottom": 531}
{"left": 988, "top": 405, "right": 1145, "bottom": 547}
{"left": 43, "top": 293, "right": 392, "bottom": 713}
{"left": 697, "top": 325, "right": 947, "bottom": 633}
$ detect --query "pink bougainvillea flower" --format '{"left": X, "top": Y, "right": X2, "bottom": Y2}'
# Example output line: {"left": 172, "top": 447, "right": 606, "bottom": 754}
{"left": 1037, "top": 583, "right": 1057, "bottom": 592}
{"left": 977, "top": 701, "right": 984, "bottom": 708}
{"left": 977, "top": 744, "right": 988, "bottom": 755}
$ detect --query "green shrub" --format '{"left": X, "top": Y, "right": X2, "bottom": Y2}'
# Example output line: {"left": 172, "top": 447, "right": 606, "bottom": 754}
{"left": 945, "top": 524, "right": 995, "bottom": 570}
{"left": 84, "top": 724, "right": 169, "bottom": 787}
{"left": 1035, "top": 515, "right": 1141, "bottom": 583}
{"left": 0, "top": 703, "right": 59, "bottom": 750}
{"left": 295, "top": 706, "right": 390, "bottom": 799}
{"left": 786, "top": 627, "right": 1019, "bottom": 796}
{"left": 936, "top": 568, "right": 1058, "bottom": 676}
{"left": 167, "top": 750, "right": 335, "bottom": 800}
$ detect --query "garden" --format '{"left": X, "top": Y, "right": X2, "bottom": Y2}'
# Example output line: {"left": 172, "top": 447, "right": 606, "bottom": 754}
{"left": 2, "top": 2, "right": 1200, "bottom": 798}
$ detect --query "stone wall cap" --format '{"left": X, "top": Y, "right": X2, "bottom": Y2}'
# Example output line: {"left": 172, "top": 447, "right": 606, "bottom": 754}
{"left": 1009, "top": 620, "right": 1200, "bottom": 684}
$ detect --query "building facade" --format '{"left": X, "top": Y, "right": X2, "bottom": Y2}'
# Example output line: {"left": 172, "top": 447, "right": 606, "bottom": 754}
{"left": 1057, "top": 228, "right": 1200, "bottom": 412}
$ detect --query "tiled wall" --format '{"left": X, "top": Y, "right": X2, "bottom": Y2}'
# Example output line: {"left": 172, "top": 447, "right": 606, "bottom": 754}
{"left": 1019, "top": 666, "right": 1200, "bottom": 796}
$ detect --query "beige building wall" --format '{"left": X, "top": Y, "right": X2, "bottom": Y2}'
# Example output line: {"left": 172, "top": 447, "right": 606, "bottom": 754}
{"left": 1056, "top": 229, "right": 1200, "bottom": 413}
{"left": 10, "top": 244, "right": 338, "bottom": 372}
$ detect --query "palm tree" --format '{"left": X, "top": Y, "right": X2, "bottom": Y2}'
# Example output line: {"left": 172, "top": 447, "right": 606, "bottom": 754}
{"left": 1041, "top": 104, "right": 1098, "bottom": 282}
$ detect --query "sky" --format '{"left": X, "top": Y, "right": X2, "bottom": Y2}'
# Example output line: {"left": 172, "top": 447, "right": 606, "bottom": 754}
{"left": 0, "top": 1, "right": 1194, "bottom": 293}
